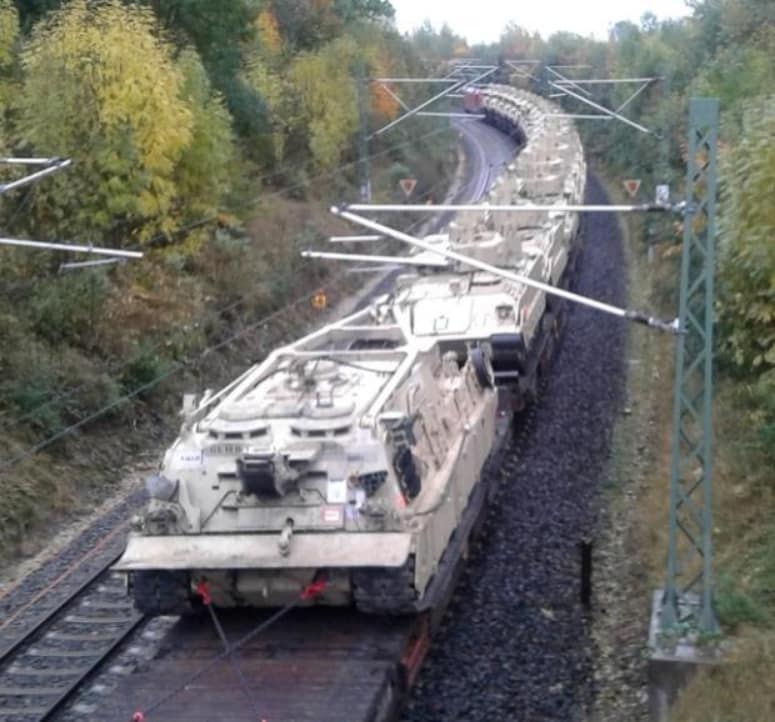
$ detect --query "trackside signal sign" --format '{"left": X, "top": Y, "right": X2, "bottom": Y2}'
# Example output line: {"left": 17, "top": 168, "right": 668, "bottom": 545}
{"left": 312, "top": 291, "right": 327, "bottom": 310}
{"left": 399, "top": 178, "right": 417, "bottom": 197}
{"left": 623, "top": 179, "right": 641, "bottom": 198}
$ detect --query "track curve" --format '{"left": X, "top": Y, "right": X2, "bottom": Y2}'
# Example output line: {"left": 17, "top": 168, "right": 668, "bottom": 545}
{"left": 356, "top": 115, "right": 517, "bottom": 306}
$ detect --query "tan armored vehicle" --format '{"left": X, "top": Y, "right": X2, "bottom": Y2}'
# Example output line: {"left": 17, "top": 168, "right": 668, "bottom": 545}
{"left": 380, "top": 85, "right": 586, "bottom": 404}
{"left": 115, "top": 305, "right": 509, "bottom": 613}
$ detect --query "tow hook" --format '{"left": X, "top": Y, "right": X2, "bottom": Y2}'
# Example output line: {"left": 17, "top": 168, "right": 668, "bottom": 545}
{"left": 278, "top": 518, "right": 294, "bottom": 556}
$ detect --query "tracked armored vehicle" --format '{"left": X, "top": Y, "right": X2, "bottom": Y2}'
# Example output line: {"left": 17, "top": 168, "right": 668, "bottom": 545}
{"left": 116, "top": 306, "right": 509, "bottom": 614}
{"left": 380, "top": 85, "right": 586, "bottom": 405}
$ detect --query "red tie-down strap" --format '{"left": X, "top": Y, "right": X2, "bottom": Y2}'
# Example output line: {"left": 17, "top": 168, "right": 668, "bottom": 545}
{"left": 195, "top": 579, "right": 212, "bottom": 606}
{"left": 300, "top": 577, "right": 327, "bottom": 600}
{"left": 131, "top": 712, "right": 145, "bottom": 722}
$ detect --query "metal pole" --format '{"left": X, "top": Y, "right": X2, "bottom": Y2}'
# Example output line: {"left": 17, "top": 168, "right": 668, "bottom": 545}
{"left": 370, "top": 67, "right": 496, "bottom": 138}
{"left": 546, "top": 114, "right": 613, "bottom": 120}
{"left": 548, "top": 81, "right": 657, "bottom": 136}
{"left": 345, "top": 202, "right": 671, "bottom": 213}
{"left": 417, "top": 112, "right": 485, "bottom": 119}
{"left": 329, "top": 235, "right": 383, "bottom": 243}
{"left": 505, "top": 61, "right": 540, "bottom": 82}
{"left": 554, "top": 77, "right": 659, "bottom": 85}
{"left": 0, "top": 159, "right": 72, "bottom": 194}
{"left": 372, "top": 78, "right": 460, "bottom": 84}
{"left": 357, "top": 61, "right": 371, "bottom": 202}
{"left": 0, "top": 157, "right": 69, "bottom": 164}
{"left": 59, "top": 258, "right": 125, "bottom": 271}
{"left": 0, "top": 237, "right": 143, "bottom": 258}
{"left": 302, "top": 250, "right": 447, "bottom": 267}
{"left": 377, "top": 83, "right": 410, "bottom": 111}
{"left": 615, "top": 79, "right": 657, "bottom": 113}
{"left": 330, "top": 207, "right": 678, "bottom": 332}
{"left": 545, "top": 66, "right": 593, "bottom": 97}
{"left": 661, "top": 98, "right": 720, "bottom": 634}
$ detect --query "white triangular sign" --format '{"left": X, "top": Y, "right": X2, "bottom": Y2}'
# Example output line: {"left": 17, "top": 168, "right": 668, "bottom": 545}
{"left": 623, "top": 179, "right": 641, "bottom": 198}
{"left": 399, "top": 178, "right": 417, "bottom": 198}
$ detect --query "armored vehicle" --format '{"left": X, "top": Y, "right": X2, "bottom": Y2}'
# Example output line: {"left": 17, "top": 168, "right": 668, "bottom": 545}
{"left": 115, "top": 305, "right": 509, "bottom": 614}
{"left": 379, "top": 85, "right": 586, "bottom": 405}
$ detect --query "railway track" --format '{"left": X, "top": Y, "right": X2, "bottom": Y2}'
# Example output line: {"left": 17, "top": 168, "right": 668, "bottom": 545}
{"left": 64, "top": 424, "right": 512, "bottom": 722}
{"left": 0, "top": 113, "right": 517, "bottom": 722}
{"left": 0, "top": 511, "right": 148, "bottom": 722}
{"left": 0, "top": 556, "right": 144, "bottom": 722}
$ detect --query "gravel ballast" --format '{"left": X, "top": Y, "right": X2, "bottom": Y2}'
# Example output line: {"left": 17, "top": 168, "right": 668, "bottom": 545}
{"left": 403, "top": 173, "right": 629, "bottom": 722}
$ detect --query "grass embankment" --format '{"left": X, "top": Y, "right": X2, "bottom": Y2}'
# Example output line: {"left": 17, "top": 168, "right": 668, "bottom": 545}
{"left": 598, "top": 171, "right": 775, "bottom": 720}
{"left": 0, "top": 128, "right": 460, "bottom": 569}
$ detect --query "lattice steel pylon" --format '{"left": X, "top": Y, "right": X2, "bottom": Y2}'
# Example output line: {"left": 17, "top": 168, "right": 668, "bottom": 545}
{"left": 661, "top": 97, "right": 720, "bottom": 634}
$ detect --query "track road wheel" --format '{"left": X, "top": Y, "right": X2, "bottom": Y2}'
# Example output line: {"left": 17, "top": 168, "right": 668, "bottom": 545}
{"left": 132, "top": 570, "right": 195, "bottom": 616}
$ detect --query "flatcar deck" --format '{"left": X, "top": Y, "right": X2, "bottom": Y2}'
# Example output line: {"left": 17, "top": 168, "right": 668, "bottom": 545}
{"left": 91, "top": 608, "right": 425, "bottom": 722}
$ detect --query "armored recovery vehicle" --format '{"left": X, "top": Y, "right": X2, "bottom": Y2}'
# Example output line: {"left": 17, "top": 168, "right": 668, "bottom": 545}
{"left": 115, "top": 305, "right": 510, "bottom": 614}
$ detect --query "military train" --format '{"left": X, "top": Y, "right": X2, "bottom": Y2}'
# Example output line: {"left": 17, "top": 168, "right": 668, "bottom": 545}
{"left": 115, "top": 84, "right": 586, "bottom": 615}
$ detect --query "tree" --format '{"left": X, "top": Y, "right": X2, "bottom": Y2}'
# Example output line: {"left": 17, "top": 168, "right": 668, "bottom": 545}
{"left": 150, "top": 0, "right": 269, "bottom": 148}
{"left": 16, "top": 0, "right": 194, "bottom": 245}
{"left": 0, "top": 0, "right": 18, "bottom": 66}
{"left": 333, "top": 0, "right": 394, "bottom": 23}
{"left": 287, "top": 36, "right": 360, "bottom": 168}
{"left": 173, "top": 50, "right": 236, "bottom": 232}
{"left": 499, "top": 22, "right": 540, "bottom": 59}
{"left": 272, "top": 0, "right": 393, "bottom": 52}
{"left": 717, "top": 96, "right": 775, "bottom": 375}
{"left": 12, "top": 0, "right": 61, "bottom": 29}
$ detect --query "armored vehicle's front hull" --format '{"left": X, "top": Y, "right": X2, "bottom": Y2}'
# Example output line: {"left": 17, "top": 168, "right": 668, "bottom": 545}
{"left": 119, "top": 532, "right": 412, "bottom": 610}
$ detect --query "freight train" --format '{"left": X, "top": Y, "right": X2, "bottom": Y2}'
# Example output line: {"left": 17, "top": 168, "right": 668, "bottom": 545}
{"left": 115, "top": 84, "right": 586, "bottom": 615}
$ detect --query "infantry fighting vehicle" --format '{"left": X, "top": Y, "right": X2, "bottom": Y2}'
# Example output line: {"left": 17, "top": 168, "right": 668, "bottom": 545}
{"left": 115, "top": 305, "right": 509, "bottom": 614}
{"left": 116, "top": 84, "right": 584, "bottom": 614}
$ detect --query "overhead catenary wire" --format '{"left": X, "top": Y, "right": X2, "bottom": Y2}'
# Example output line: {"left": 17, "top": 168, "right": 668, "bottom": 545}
{"left": 0, "top": 123, "right": 460, "bottom": 428}
{"left": 331, "top": 207, "right": 680, "bottom": 333}
{"left": 0, "top": 123, "right": 455, "bottom": 303}
{"left": 0, "top": 284, "right": 335, "bottom": 472}
{"left": 0, "top": 159, "right": 458, "bottom": 431}
{"left": 0, "top": 138, "right": 484, "bottom": 470}
{"left": 140, "top": 124, "right": 456, "bottom": 251}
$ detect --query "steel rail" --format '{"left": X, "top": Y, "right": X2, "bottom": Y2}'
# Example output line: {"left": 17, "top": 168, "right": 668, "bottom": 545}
{"left": 0, "top": 552, "right": 124, "bottom": 662}
{"left": 40, "top": 618, "right": 144, "bottom": 721}
{"left": 0, "top": 556, "right": 144, "bottom": 722}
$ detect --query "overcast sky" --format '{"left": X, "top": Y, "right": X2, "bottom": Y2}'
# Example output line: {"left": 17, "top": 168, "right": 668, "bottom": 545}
{"left": 390, "top": 0, "right": 693, "bottom": 43}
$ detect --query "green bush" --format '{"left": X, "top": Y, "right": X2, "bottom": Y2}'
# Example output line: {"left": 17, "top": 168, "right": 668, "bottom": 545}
{"left": 6, "top": 372, "right": 64, "bottom": 435}
{"left": 716, "top": 572, "right": 766, "bottom": 628}
{"left": 119, "top": 346, "right": 167, "bottom": 397}
{"left": 30, "top": 272, "right": 110, "bottom": 347}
